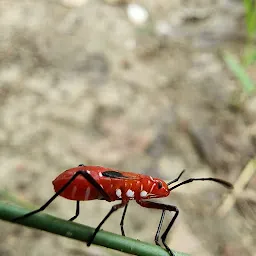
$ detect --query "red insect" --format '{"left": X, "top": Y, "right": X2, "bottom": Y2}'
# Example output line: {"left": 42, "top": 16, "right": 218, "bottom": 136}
{"left": 13, "top": 164, "right": 233, "bottom": 256}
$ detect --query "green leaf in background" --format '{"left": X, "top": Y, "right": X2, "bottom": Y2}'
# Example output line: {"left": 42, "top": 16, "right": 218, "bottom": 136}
{"left": 243, "top": 0, "right": 256, "bottom": 39}
{"left": 224, "top": 52, "right": 255, "bottom": 95}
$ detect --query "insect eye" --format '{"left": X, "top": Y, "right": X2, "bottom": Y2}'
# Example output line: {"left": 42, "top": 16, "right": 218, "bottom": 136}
{"left": 157, "top": 181, "right": 163, "bottom": 189}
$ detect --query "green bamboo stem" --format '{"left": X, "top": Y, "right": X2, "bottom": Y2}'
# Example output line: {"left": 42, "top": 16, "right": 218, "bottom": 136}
{"left": 0, "top": 198, "right": 190, "bottom": 256}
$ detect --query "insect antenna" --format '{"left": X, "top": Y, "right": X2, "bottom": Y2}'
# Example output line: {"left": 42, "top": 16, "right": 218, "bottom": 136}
{"left": 167, "top": 170, "right": 185, "bottom": 186}
{"left": 168, "top": 177, "right": 233, "bottom": 191}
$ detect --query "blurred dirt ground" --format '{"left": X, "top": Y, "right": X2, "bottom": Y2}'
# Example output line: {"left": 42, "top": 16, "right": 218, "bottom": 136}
{"left": 0, "top": 0, "right": 256, "bottom": 256}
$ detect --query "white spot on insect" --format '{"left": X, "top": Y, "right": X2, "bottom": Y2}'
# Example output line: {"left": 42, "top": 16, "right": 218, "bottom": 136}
{"left": 71, "top": 186, "right": 77, "bottom": 198}
{"left": 87, "top": 170, "right": 91, "bottom": 174}
{"left": 99, "top": 172, "right": 103, "bottom": 177}
{"left": 150, "top": 176, "right": 154, "bottom": 181}
{"left": 140, "top": 190, "right": 148, "bottom": 198}
{"left": 100, "top": 184, "right": 104, "bottom": 189}
{"left": 140, "top": 184, "right": 143, "bottom": 191}
{"left": 85, "top": 187, "right": 91, "bottom": 200}
{"left": 150, "top": 183, "right": 156, "bottom": 193}
{"left": 116, "top": 189, "right": 122, "bottom": 198}
{"left": 126, "top": 189, "right": 135, "bottom": 198}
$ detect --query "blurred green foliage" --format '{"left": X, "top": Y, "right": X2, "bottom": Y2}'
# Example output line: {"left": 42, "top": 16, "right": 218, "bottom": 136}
{"left": 225, "top": 0, "right": 256, "bottom": 106}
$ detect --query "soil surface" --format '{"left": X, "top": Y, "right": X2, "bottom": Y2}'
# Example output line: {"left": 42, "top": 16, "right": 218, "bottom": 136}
{"left": 0, "top": 1, "right": 256, "bottom": 256}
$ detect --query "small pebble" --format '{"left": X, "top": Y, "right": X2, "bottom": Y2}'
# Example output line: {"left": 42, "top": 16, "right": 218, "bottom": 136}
{"left": 61, "top": 0, "right": 88, "bottom": 7}
{"left": 155, "top": 21, "right": 170, "bottom": 36}
{"left": 127, "top": 3, "right": 149, "bottom": 26}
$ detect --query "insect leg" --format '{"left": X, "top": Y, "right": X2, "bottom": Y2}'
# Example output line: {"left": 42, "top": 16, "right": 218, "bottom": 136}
{"left": 87, "top": 201, "right": 128, "bottom": 246}
{"left": 136, "top": 200, "right": 179, "bottom": 256}
{"left": 12, "top": 170, "right": 111, "bottom": 222}
{"left": 69, "top": 201, "right": 80, "bottom": 221}
{"left": 120, "top": 202, "right": 129, "bottom": 236}
{"left": 155, "top": 210, "right": 166, "bottom": 246}
{"left": 160, "top": 206, "right": 179, "bottom": 256}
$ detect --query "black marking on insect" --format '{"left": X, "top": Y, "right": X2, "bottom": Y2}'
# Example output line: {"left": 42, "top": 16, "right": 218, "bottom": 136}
{"left": 102, "top": 170, "right": 128, "bottom": 179}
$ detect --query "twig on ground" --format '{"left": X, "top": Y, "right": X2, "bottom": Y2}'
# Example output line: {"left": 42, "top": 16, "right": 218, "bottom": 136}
{"left": 218, "top": 158, "right": 256, "bottom": 217}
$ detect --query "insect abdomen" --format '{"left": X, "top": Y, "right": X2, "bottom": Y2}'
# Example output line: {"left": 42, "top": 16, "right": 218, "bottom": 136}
{"left": 52, "top": 171, "right": 100, "bottom": 201}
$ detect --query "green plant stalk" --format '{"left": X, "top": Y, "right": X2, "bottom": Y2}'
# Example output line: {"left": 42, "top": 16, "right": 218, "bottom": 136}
{"left": 224, "top": 52, "right": 255, "bottom": 94}
{"left": 0, "top": 201, "right": 190, "bottom": 256}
